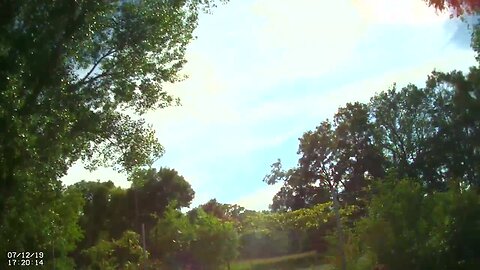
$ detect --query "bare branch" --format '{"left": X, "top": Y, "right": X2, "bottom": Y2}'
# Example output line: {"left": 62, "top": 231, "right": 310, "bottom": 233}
{"left": 78, "top": 48, "right": 116, "bottom": 85}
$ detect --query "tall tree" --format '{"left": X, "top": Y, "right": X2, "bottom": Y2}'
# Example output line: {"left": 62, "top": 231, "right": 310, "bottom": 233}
{"left": 69, "top": 180, "right": 121, "bottom": 267}
{"left": 131, "top": 167, "right": 195, "bottom": 230}
{"left": 369, "top": 84, "right": 441, "bottom": 181}
{"left": 265, "top": 102, "right": 384, "bottom": 211}
{"left": 0, "top": 0, "right": 226, "bottom": 257}
{"left": 422, "top": 69, "right": 480, "bottom": 188}
{"left": 150, "top": 206, "right": 239, "bottom": 269}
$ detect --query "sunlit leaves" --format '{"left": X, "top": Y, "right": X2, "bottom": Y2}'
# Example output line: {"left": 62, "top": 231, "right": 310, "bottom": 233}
{"left": 82, "top": 230, "right": 148, "bottom": 270}
{"left": 349, "top": 178, "right": 480, "bottom": 270}
{"left": 150, "top": 206, "right": 239, "bottom": 269}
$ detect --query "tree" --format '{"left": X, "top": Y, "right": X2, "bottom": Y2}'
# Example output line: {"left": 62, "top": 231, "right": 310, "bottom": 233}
{"left": 343, "top": 177, "right": 480, "bottom": 270}
{"left": 368, "top": 84, "right": 446, "bottom": 185}
{"left": 131, "top": 167, "right": 195, "bottom": 233}
{"left": 0, "top": 181, "right": 84, "bottom": 268}
{"left": 69, "top": 168, "right": 195, "bottom": 265}
{"left": 236, "top": 202, "right": 354, "bottom": 258}
{"left": 189, "top": 209, "right": 239, "bottom": 270}
{"left": 150, "top": 206, "right": 239, "bottom": 270}
{"left": 82, "top": 230, "right": 148, "bottom": 270}
{"left": 423, "top": 69, "right": 480, "bottom": 188}
{"left": 200, "top": 198, "right": 246, "bottom": 223}
{"left": 69, "top": 180, "right": 123, "bottom": 267}
{"left": 265, "top": 102, "right": 384, "bottom": 211}
{"left": 0, "top": 0, "right": 227, "bottom": 253}
{"left": 332, "top": 102, "right": 385, "bottom": 204}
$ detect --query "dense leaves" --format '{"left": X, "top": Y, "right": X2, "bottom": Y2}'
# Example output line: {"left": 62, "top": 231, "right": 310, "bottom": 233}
{"left": 0, "top": 180, "right": 84, "bottom": 268}
{"left": 265, "top": 102, "right": 385, "bottom": 211}
{"left": 69, "top": 167, "right": 195, "bottom": 267}
{"left": 82, "top": 230, "right": 148, "bottom": 270}
{"left": 150, "top": 205, "right": 239, "bottom": 270}
{"left": 336, "top": 178, "right": 480, "bottom": 270}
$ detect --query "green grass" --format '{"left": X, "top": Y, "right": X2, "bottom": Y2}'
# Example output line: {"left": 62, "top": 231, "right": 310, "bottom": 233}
{"left": 230, "top": 251, "right": 333, "bottom": 270}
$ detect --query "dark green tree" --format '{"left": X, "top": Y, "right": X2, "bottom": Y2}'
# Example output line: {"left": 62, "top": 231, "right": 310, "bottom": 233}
{"left": 369, "top": 84, "right": 443, "bottom": 182}
{"left": 422, "top": 69, "right": 480, "bottom": 188}
{"left": 69, "top": 168, "right": 194, "bottom": 266}
{"left": 265, "top": 102, "right": 384, "bottom": 211}
{"left": 69, "top": 180, "right": 124, "bottom": 267}
{"left": 130, "top": 167, "right": 195, "bottom": 231}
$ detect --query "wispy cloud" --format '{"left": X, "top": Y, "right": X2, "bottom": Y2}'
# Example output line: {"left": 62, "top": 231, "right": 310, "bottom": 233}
{"left": 61, "top": 0, "right": 477, "bottom": 210}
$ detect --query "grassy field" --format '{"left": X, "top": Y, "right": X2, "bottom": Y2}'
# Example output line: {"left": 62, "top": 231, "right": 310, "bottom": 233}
{"left": 231, "top": 251, "right": 333, "bottom": 270}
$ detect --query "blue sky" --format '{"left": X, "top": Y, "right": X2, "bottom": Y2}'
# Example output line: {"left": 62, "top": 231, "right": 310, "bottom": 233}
{"left": 61, "top": 0, "right": 478, "bottom": 210}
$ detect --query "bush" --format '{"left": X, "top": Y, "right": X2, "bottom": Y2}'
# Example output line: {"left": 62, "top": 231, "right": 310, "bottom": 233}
{"left": 82, "top": 230, "right": 148, "bottom": 269}
{"left": 150, "top": 206, "right": 239, "bottom": 269}
{"left": 330, "top": 178, "right": 480, "bottom": 270}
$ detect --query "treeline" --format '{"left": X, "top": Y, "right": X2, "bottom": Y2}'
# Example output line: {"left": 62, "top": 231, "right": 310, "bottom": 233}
{"left": 263, "top": 64, "right": 480, "bottom": 268}
{"left": 63, "top": 169, "right": 349, "bottom": 269}
{"left": 64, "top": 168, "right": 238, "bottom": 269}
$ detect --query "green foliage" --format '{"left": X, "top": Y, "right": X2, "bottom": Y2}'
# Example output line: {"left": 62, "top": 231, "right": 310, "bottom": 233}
{"left": 265, "top": 102, "right": 384, "bottom": 212}
{"left": 69, "top": 168, "right": 195, "bottom": 266}
{"left": 335, "top": 178, "right": 480, "bottom": 270}
{"left": 71, "top": 181, "right": 119, "bottom": 256}
{"left": 150, "top": 204, "right": 195, "bottom": 259}
{"left": 200, "top": 198, "right": 246, "bottom": 223}
{"left": 190, "top": 209, "right": 239, "bottom": 269}
{"left": 132, "top": 168, "right": 195, "bottom": 227}
{"left": 239, "top": 226, "right": 290, "bottom": 259}
{"left": 0, "top": 180, "right": 84, "bottom": 268}
{"left": 150, "top": 205, "right": 239, "bottom": 269}
{"left": 82, "top": 230, "right": 148, "bottom": 270}
{"left": 237, "top": 202, "right": 355, "bottom": 258}
{"left": 266, "top": 63, "right": 480, "bottom": 213}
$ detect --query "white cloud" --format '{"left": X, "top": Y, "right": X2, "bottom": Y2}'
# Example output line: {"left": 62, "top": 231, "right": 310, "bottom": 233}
{"left": 61, "top": 161, "right": 129, "bottom": 188}
{"left": 247, "top": 0, "right": 366, "bottom": 82}
{"left": 352, "top": 0, "right": 450, "bottom": 25}
{"left": 235, "top": 183, "right": 283, "bottom": 211}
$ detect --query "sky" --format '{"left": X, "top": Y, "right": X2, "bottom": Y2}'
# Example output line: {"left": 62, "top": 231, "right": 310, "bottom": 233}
{"left": 61, "top": 0, "right": 479, "bottom": 211}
